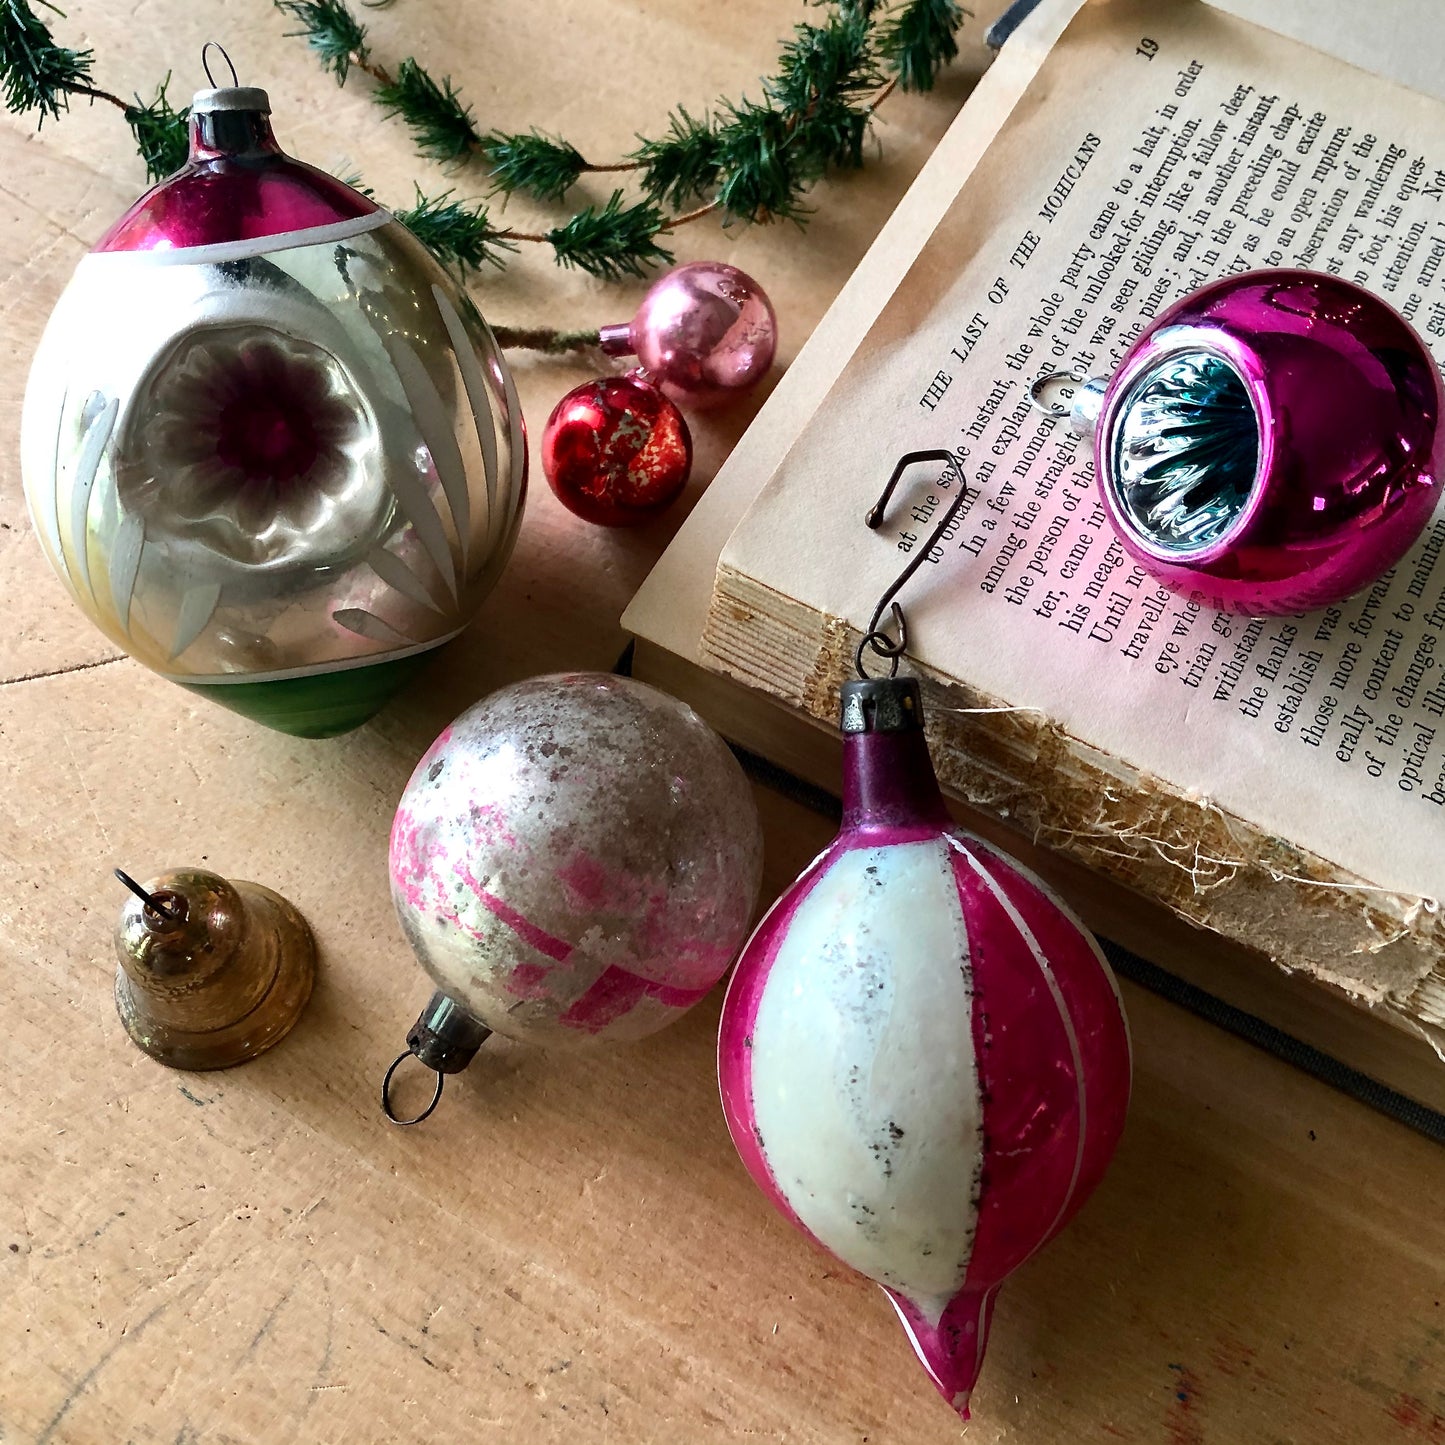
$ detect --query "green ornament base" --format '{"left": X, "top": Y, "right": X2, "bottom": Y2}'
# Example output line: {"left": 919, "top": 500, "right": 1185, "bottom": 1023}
{"left": 180, "top": 651, "right": 432, "bottom": 738}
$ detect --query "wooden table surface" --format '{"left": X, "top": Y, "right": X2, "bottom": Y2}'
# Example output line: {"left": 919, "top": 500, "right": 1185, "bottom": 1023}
{"left": 4, "top": 3, "right": 1445, "bottom": 1442}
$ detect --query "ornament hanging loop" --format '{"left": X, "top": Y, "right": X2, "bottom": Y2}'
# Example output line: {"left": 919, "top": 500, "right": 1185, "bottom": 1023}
{"left": 857, "top": 450, "right": 969, "bottom": 680}
{"left": 856, "top": 603, "right": 907, "bottom": 681}
{"left": 1027, "top": 368, "right": 1086, "bottom": 418}
{"left": 200, "top": 41, "right": 240, "bottom": 89}
{"left": 1028, "top": 368, "right": 1106, "bottom": 435}
{"left": 381, "top": 1051, "right": 445, "bottom": 1127}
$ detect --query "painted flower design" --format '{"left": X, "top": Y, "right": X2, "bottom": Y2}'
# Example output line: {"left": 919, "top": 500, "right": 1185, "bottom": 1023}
{"left": 116, "top": 323, "right": 387, "bottom": 569}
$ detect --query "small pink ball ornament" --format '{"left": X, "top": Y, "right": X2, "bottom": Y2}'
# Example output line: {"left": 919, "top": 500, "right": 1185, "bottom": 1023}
{"left": 385, "top": 673, "right": 764, "bottom": 1122}
{"left": 718, "top": 675, "right": 1131, "bottom": 1418}
{"left": 598, "top": 261, "right": 778, "bottom": 409}
{"left": 1049, "top": 269, "right": 1443, "bottom": 615}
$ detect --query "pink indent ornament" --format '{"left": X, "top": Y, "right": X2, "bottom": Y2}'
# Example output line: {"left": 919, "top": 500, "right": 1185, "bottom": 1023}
{"left": 1054, "top": 269, "right": 1445, "bottom": 615}
{"left": 718, "top": 676, "right": 1131, "bottom": 1418}
{"left": 598, "top": 261, "right": 777, "bottom": 409}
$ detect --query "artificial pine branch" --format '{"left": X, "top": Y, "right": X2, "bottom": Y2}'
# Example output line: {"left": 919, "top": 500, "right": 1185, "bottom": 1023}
{"left": 766, "top": 9, "right": 881, "bottom": 173}
{"left": 479, "top": 129, "right": 587, "bottom": 203}
{"left": 711, "top": 99, "right": 807, "bottom": 223}
{"left": 275, "top": 0, "right": 967, "bottom": 254}
{"left": 546, "top": 191, "right": 673, "bottom": 281}
{"left": 875, "top": 0, "right": 965, "bottom": 92}
{"left": 632, "top": 106, "right": 722, "bottom": 209}
{"left": 375, "top": 56, "right": 480, "bottom": 162}
{"left": 1, "top": 0, "right": 100, "bottom": 122}
{"left": 275, "top": 0, "right": 371, "bottom": 83}
{"left": 1, "top": 0, "right": 188, "bottom": 181}
{"left": 124, "top": 75, "right": 190, "bottom": 181}
{"left": 393, "top": 186, "right": 517, "bottom": 273}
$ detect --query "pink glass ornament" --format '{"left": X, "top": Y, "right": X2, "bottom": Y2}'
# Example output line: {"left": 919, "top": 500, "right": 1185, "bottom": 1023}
{"left": 718, "top": 676, "right": 1131, "bottom": 1418}
{"left": 597, "top": 261, "right": 777, "bottom": 409}
{"left": 386, "top": 674, "right": 764, "bottom": 1119}
{"left": 1066, "top": 269, "right": 1443, "bottom": 615}
{"left": 541, "top": 372, "right": 692, "bottom": 526}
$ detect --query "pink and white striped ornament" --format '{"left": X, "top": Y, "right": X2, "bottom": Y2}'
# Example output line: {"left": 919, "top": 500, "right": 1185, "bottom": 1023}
{"left": 718, "top": 676, "right": 1131, "bottom": 1418}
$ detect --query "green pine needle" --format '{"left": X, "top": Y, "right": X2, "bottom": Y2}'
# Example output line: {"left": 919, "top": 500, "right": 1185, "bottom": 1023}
{"left": 769, "top": 12, "right": 882, "bottom": 173}
{"left": 375, "top": 56, "right": 479, "bottom": 163}
{"left": 273, "top": 0, "right": 971, "bottom": 274}
{"left": 1, "top": 0, "right": 94, "bottom": 124}
{"left": 124, "top": 75, "right": 189, "bottom": 182}
{"left": 769, "top": 9, "right": 880, "bottom": 115}
{"left": 546, "top": 191, "right": 672, "bottom": 281}
{"left": 480, "top": 129, "right": 586, "bottom": 202}
{"left": 713, "top": 99, "right": 809, "bottom": 224}
{"left": 876, "top": 0, "right": 965, "bottom": 92}
{"left": 394, "top": 187, "right": 516, "bottom": 275}
{"left": 632, "top": 106, "right": 723, "bottom": 210}
{"left": 274, "top": 0, "right": 369, "bottom": 84}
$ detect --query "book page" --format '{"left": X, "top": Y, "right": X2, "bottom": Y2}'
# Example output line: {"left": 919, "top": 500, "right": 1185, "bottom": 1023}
{"left": 714, "top": 0, "right": 1445, "bottom": 906}
{"left": 626, "top": 0, "right": 1445, "bottom": 666}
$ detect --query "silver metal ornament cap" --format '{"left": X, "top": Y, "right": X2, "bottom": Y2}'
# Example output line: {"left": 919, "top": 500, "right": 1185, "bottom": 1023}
{"left": 190, "top": 86, "right": 272, "bottom": 115}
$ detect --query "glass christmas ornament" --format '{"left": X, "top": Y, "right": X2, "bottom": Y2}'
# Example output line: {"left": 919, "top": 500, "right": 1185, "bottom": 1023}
{"left": 385, "top": 673, "right": 763, "bottom": 1121}
{"left": 1035, "top": 269, "right": 1443, "bottom": 615}
{"left": 112, "top": 865, "right": 315, "bottom": 1070}
{"left": 541, "top": 373, "right": 692, "bottom": 526}
{"left": 21, "top": 83, "right": 525, "bottom": 737}
{"left": 597, "top": 260, "right": 777, "bottom": 409}
{"left": 718, "top": 675, "right": 1131, "bottom": 1418}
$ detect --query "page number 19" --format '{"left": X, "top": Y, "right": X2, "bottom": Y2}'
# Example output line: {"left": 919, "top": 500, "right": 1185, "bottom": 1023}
{"left": 1136, "top": 36, "right": 1158, "bottom": 58}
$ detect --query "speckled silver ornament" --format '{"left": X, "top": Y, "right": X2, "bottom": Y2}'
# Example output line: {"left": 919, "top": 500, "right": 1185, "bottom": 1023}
{"left": 389, "top": 673, "right": 764, "bottom": 1047}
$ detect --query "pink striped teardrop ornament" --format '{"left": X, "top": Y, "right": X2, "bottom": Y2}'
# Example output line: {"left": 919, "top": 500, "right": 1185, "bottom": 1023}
{"left": 718, "top": 676, "right": 1132, "bottom": 1418}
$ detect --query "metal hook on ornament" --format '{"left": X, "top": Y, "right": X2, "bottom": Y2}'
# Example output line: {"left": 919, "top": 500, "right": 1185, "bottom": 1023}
{"left": 113, "top": 867, "right": 184, "bottom": 924}
{"left": 856, "top": 449, "right": 970, "bottom": 680}
{"left": 1028, "top": 368, "right": 1107, "bottom": 435}
{"left": 201, "top": 41, "right": 241, "bottom": 89}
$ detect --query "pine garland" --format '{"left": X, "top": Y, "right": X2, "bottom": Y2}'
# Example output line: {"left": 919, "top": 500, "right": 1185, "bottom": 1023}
{"left": 0, "top": 0, "right": 969, "bottom": 345}
{"left": 273, "top": 0, "right": 968, "bottom": 274}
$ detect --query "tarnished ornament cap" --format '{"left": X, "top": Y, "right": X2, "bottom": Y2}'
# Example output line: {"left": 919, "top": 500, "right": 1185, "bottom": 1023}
{"left": 839, "top": 675, "right": 924, "bottom": 734}
{"left": 113, "top": 868, "right": 315, "bottom": 1070}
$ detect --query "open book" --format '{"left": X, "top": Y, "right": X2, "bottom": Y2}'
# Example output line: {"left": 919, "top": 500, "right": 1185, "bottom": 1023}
{"left": 626, "top": 0, "right": 1445, "bottom": 1102}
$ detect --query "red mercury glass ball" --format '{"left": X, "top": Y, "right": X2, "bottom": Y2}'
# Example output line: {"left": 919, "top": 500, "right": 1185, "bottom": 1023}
{"left": 541, "top": 373, "right": 693, "bottom": 527}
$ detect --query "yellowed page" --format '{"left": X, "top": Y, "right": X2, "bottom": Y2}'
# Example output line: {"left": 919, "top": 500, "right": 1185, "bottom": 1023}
{"left": 710, "top": 0, "right": 1445, "bottom": 909}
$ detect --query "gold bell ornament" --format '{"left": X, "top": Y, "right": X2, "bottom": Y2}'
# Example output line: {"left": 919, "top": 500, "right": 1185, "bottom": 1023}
{"left": 113, "top": 867, "right": 315, "bottom": 1070}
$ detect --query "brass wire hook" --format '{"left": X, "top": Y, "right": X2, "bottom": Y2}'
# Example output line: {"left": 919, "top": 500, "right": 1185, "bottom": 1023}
{"left": 856, "top": 449, "right": 969, "bottom": 680}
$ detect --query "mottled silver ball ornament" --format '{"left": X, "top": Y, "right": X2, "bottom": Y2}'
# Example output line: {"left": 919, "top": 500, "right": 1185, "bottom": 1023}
{"left": 388, "top": 673, "right": 764, "bottom": 1074}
